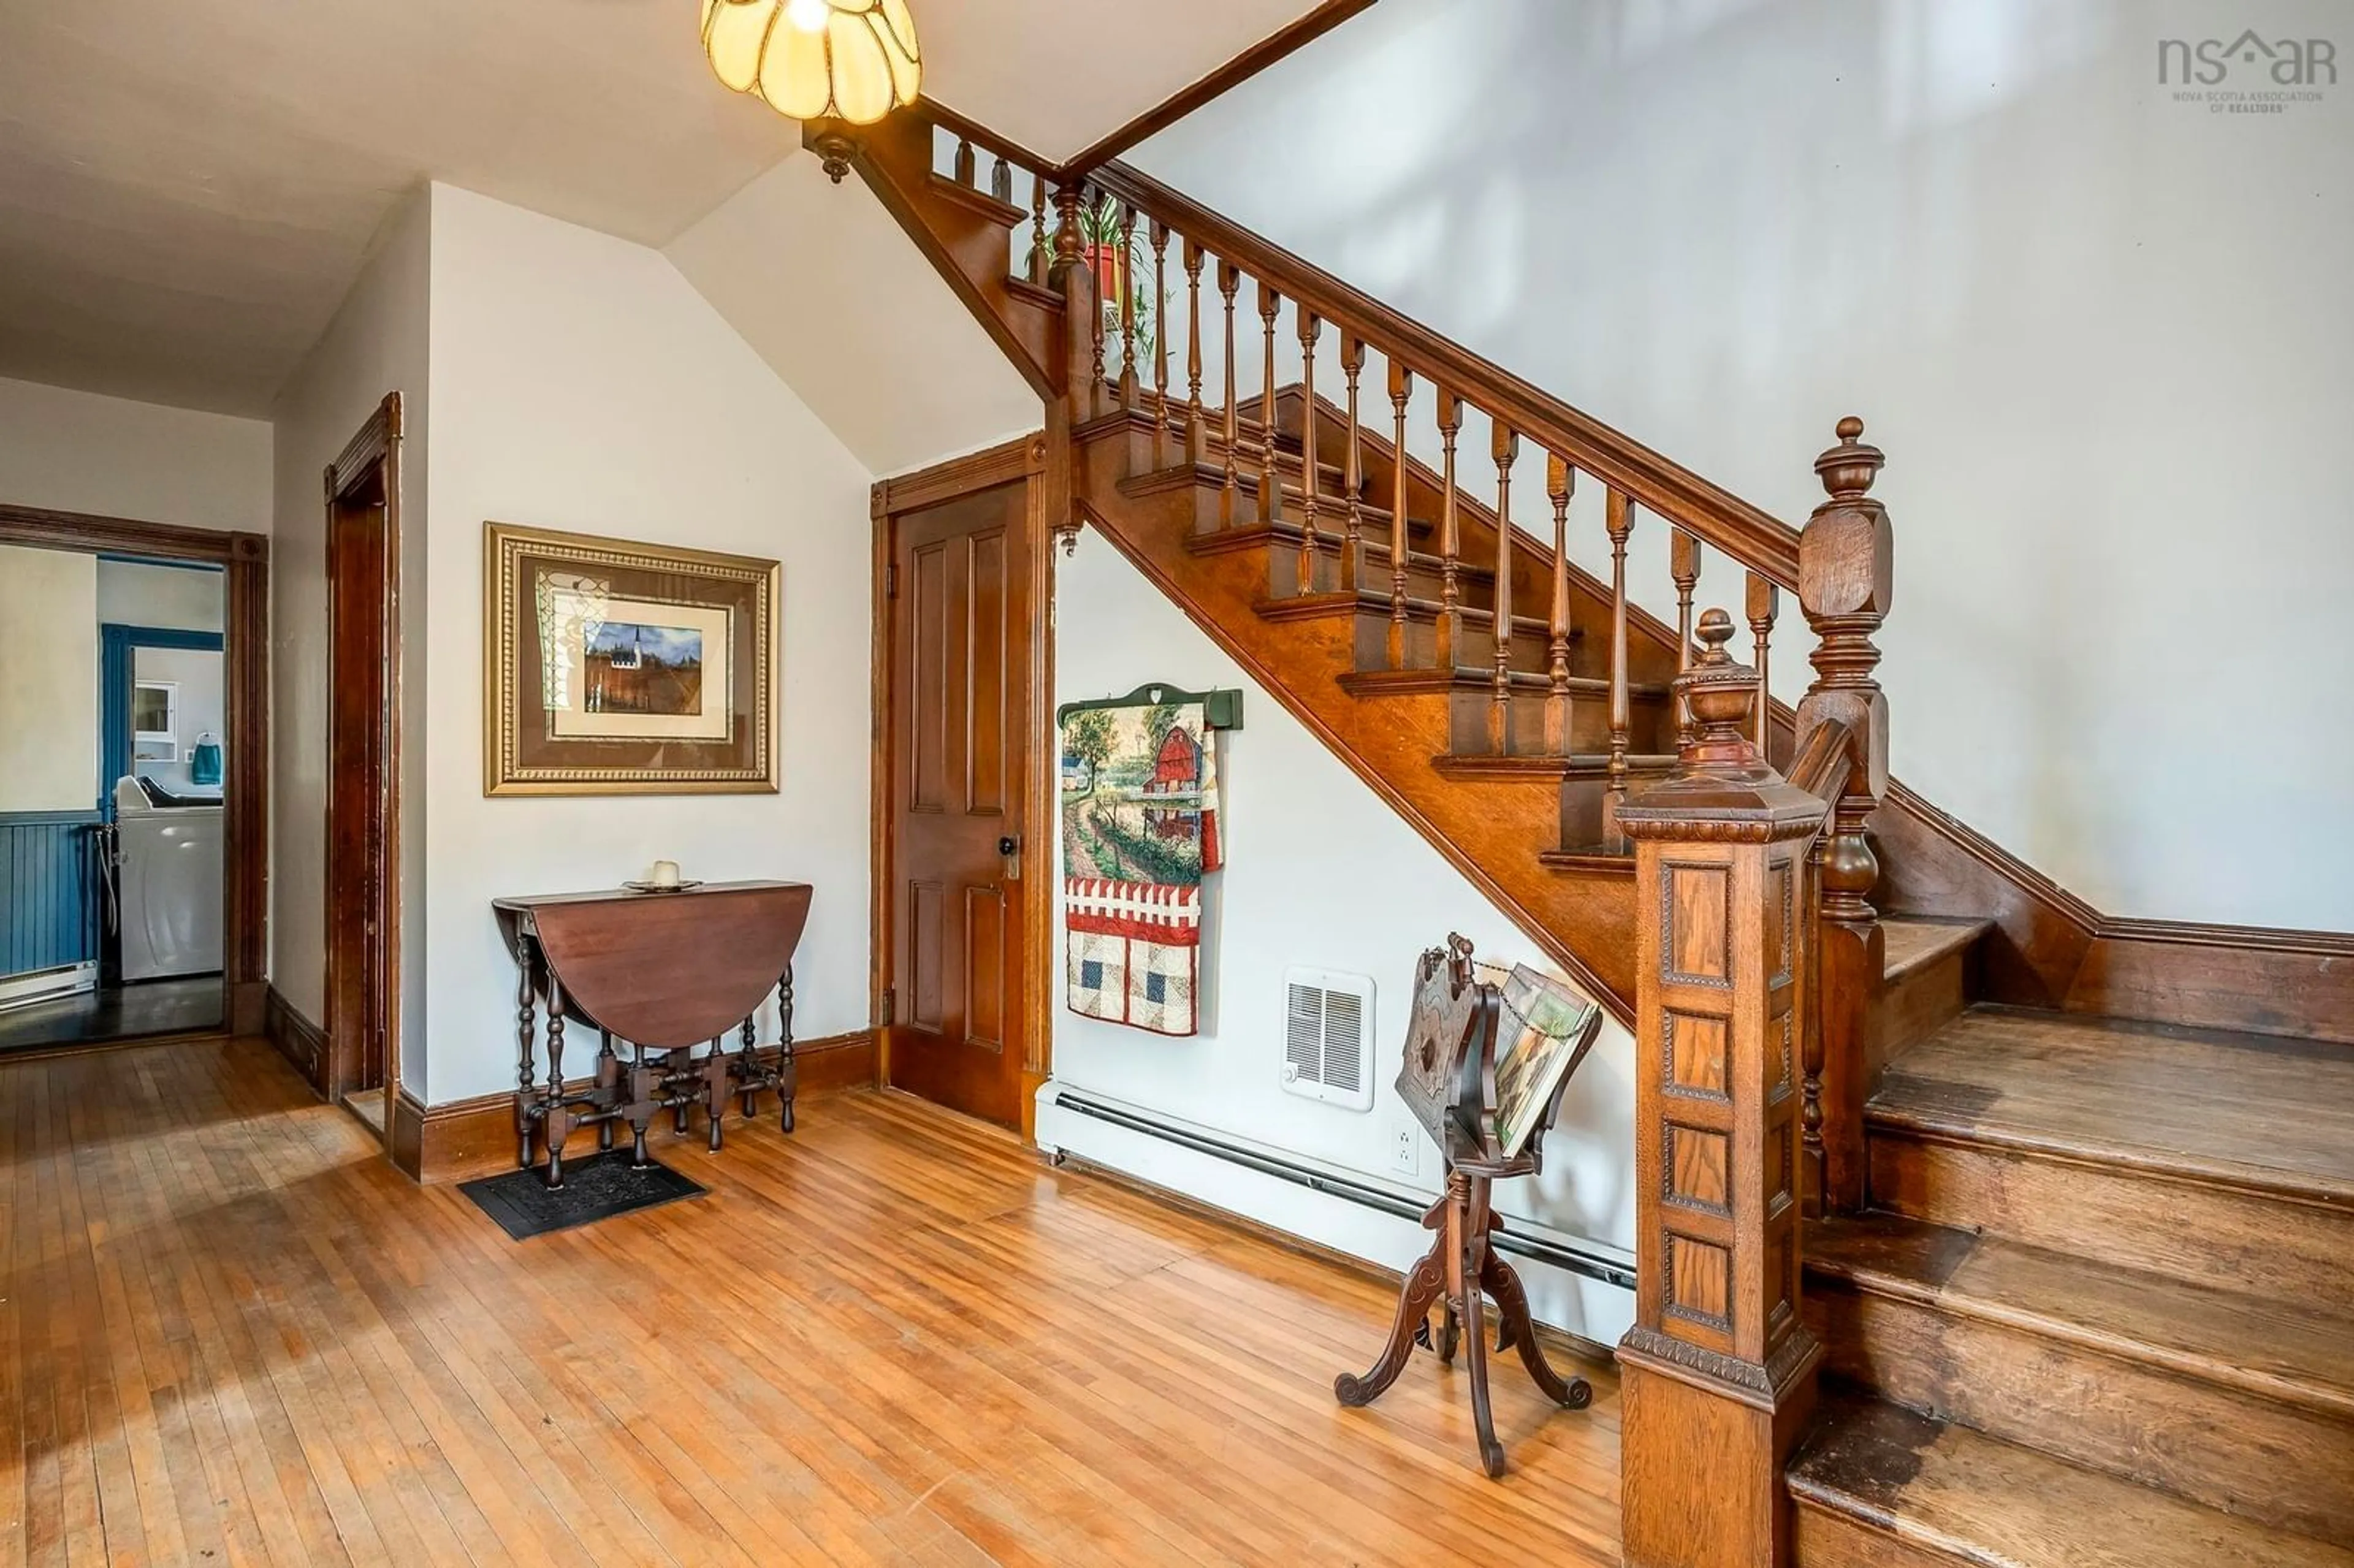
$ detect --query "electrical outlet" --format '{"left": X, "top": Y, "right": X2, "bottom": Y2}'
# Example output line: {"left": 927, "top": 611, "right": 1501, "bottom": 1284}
{"left": 1389, "top": 1121, "right": 1419, "bottom": 1176}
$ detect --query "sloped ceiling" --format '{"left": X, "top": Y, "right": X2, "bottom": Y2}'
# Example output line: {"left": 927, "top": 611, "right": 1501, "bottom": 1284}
{"left": 0, "top": 0, "right": 1327, "bottom": 419}
{"left": 666, "top": 155, "right": 1041, "bottom": 477}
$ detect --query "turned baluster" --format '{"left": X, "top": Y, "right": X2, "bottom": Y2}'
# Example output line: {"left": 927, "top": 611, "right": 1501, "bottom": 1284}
{"left": 953, "top": 135, "right": 975, "bottom": 187}
{"left": 1296, "top": 310, "right": 1323, "bottom": 593}
{"left": 1116, "top": 203, "right": 1140, "bottom": 410}
{"left": 1029, "top": 174, "right": 1050, "bottom": 286}
{"left": 1489, "top": 419, "right": 1520, "bottom": 753}
{"left": 1219, "top": 261, "right": 1241, "bottom": 525}
{"left": 1339, "top": 333, "right": 1366, "bottom": 593}
{"left": 1605, "top": 488, "right": 1634, "bottom": 816}
{"left": 1434, "top": 390, "right": 1464, "bottom": 669}
{"left": 1183, "top": 240, "right": 1206, "bottom": 468}
{"left": 1672, "top": 530, "right": 1701, "bottom": 747}
{"left": 1257, "top": 281, "right": 1282, "bottom": 524}
{"left": 1149, "top": 219, "right": 1170, "bottom": 467}
{"left": 1747, "top": 571, "right": 1780, "bottom": 759}
{"left": 1088, "top": 189, "right": 1108, "bottom": 416}
{"left": 1387, "top": 362, "right": 1415, "bottom": 669}
{"left": 1545, "top": 456, "right": 1575, "bottom": 755}
{"left": 1051, "top": 180, "right": 1083, "bottom": 278}
{"left": 989, "top": 154, "right": 1011, "bottom": 205}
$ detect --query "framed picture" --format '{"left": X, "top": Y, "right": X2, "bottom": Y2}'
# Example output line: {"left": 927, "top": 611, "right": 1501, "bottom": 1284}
{"left": 484, "top": 522, "right": 779, "bottom": 796}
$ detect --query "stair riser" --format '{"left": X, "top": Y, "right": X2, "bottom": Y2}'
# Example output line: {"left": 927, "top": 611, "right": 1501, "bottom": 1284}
{"left": 1271, "top": 547, "right": 1491, "bottom": 610}
{"left": 1865, "top": 946, "right": 1973, "bottom": 1090}
{"left": 1809, "top": 1279, "right": 2354, "bottom": 1543}
{"left": 1793, "top": 1505, "right": 1964, "bottom": 1568}
{"left": 1868, "top": 1133, "right": 2354, "bottom": 1301}
{"left": 1340, "top": 609, "right": 1563, "bottom": 681}
{"left": 1446, "top": 687, "right": 1629, "bottom": 758}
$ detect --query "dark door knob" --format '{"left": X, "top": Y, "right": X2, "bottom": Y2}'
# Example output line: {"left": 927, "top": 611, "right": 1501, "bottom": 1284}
{"left": 997, "top": 835, "right": 1018, "bottom": 856}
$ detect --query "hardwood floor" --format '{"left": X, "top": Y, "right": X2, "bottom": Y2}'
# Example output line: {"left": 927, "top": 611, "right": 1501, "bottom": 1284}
{"left": 0, "top": 1037, "right": 1621, "bottom": 1566}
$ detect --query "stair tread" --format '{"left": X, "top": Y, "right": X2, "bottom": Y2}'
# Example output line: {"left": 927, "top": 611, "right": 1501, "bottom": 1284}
{"left": 1870, "top": 1005, "right": 2354, "bottom": 1206}
{"left": 1789, "top": 1399, "right": 2354, "bottom": 1567}
{"left": 1879, "top": 916, "right": 1990, "bottom": 983}
{"left": 1808, "top": 1212, "right": 2354, "bottom": 1420}
{"left": 1432, "top": 751, "right": 1678, "bottom": 779}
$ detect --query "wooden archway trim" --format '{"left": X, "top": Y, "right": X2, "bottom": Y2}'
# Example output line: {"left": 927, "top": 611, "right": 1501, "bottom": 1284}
{"left": 0, "top": 503, "right": 271, "bottom": 1037}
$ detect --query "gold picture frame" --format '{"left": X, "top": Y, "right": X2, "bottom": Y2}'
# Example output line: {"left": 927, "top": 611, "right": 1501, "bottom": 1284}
{"left": 484, "top": 522, "right": 779, "bottom": 796}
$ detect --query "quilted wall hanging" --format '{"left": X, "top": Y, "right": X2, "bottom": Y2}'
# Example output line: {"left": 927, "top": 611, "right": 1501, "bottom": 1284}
{"left": 1057, "top": 683, "right": 1243, "bottom": 1037}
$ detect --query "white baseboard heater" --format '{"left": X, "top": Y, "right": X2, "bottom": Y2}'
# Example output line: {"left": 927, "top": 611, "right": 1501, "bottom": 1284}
{"left": 1045, "top": 1086, "right": 1636, "bottom": 1292}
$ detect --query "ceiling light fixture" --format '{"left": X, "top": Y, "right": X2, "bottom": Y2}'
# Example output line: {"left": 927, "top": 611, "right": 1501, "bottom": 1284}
{"left": 702, "top": 0, "right": 922, "bottom": 177}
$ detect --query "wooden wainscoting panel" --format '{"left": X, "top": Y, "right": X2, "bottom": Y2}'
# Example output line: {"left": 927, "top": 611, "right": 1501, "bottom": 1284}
{"left": 402, "top": 1031, "right": 880, "bottom": 1184}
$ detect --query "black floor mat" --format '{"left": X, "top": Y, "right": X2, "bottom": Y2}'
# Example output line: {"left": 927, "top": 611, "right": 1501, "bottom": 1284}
{"left": 459, "top": 1150, "right": 706, "bottom": 1241}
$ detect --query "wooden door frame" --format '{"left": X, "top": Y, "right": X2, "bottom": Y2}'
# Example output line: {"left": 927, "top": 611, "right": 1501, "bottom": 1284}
{"left": 322, "top": 394, "right": 405, "bottom": 1142}
{"left": 870, "top": 430, "right": 1056, "bottom": 1137}
{"left": 0, "top": 504, "right": 270, "bottom": 1037}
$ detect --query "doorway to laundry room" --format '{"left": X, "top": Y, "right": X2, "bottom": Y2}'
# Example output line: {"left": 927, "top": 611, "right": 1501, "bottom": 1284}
{"left": 0, "top": 511, "right": 267, "bottom": 1056}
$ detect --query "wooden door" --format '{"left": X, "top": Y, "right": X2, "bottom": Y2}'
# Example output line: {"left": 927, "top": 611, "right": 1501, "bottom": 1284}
{"left": 885, "top": 479, "right": 1032, "bottom": 1127}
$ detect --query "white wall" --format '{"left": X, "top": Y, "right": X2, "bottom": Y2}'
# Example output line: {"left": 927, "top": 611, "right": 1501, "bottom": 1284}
{"left": 420, "top": 183, "right": 875, "bottom": 1105}
{"left": 96, "top": 559, "right": 224, "bottom": 633}
{"left": 269, "top": 188, "right": 432, "bottom": 1046}
{"left": 666, "top": 152, "right": 1042, "bottom": 476}
{"left": 1137, "top": 0, "right": 2354, "bottom": 932}
{"left": 1040, "top": 536, "right": 1637, "bottom": 1344}
{"left": 0, "top": 545, "right": 99, "bottom": 813}
{"left": 0, "top": 375, "right": 272, "bottom": 533}
{"left": 131, "top": 645, "right": 225, "bottom": 794}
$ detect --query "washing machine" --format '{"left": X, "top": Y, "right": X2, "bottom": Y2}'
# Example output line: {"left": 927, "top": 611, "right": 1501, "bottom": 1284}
{"left": 112, "top": 776, "right": 224, "bottom": 981}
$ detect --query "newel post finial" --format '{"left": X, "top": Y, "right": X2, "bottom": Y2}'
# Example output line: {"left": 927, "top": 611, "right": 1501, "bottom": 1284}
{"left": 1674, "top": 607, "right": 1763, "bottom": 769}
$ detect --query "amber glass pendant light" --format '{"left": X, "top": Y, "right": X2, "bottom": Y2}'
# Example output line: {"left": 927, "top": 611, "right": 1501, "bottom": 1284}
{"left": 702, "top": 0, "right": 921, "bottom": 126}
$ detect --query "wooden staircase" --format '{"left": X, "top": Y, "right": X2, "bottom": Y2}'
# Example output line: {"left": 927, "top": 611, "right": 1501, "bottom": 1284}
{"left": 818, "top": 102, "right": 2354, "bottom": 1567}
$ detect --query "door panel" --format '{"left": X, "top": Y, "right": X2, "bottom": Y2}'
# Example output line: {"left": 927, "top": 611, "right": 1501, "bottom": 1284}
{"left": 887, "top": 480, "right": 1030, "bottom": 1127}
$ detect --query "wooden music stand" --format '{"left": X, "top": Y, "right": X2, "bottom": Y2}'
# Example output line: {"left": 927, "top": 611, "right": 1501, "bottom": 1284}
{"left": 1335, "top": 936, "right": 1605, "bottom": 1477}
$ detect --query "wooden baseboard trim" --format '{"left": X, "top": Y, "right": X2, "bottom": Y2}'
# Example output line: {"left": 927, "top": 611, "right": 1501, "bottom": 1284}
{"left": 264, "top": 986, "right": 328, "bottom": 1097}
{"left": 397, "top": 1030, "right": 880, "bottom": 1184}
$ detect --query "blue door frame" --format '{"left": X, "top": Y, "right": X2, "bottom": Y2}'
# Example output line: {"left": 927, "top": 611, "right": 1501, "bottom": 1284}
{"left": 100, "top": 624, "right": 224, "bottom": 817}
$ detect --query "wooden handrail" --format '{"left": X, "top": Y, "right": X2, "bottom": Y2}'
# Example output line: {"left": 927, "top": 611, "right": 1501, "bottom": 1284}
{"left": 1086, "top": 161, "right": 1804, "bottom": 589}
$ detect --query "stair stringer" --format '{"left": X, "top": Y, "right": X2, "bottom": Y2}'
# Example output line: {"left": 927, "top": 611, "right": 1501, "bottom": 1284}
{"left": 1070, "top": 417, "right": 1639, "bottom": 1023}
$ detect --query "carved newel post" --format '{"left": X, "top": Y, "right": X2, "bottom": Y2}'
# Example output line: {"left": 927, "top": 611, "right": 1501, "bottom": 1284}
{"left": 1617, "top": 610, "right": 1827, "bottom": 1568}
{"left": 1792, "top": 417, "right": 1892, "bottom": 1214}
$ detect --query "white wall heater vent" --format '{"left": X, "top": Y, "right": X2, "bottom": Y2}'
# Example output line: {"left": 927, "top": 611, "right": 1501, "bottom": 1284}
{"left": 1282, "top": 967, "right": 1376, "bottom": 1112}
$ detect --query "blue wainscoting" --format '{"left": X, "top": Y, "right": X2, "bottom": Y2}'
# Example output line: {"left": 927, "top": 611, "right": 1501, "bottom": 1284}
{"left": 1, "top": 811, "right": 104, "bottom": 980}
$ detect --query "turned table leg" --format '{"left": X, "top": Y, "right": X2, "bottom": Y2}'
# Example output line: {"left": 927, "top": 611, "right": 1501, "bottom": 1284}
{"left": 544, "top": 975, "right": 569, "bottom": 1189}
{"left": 596, "top": 1032, "right": 619, "bottom": 1152}
{"left": 513, "top": 929, "right": 538, "bottom": 1170}
{"left": 736, "top": 1013, "right": 760, "bottom": 1119}
{"left": 703, "top": 1041, "right": 729, "bottom": 1153}
{"left": 777, "top": 965, "right": 798, "bottom": 1133}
